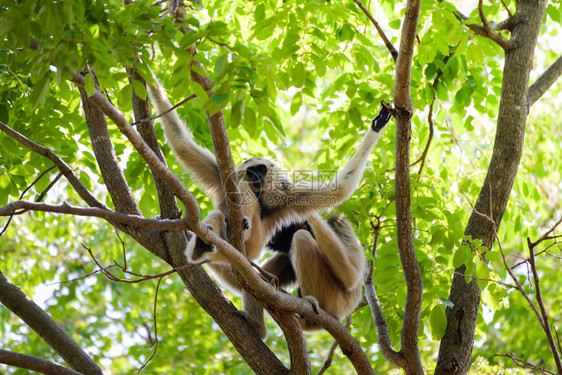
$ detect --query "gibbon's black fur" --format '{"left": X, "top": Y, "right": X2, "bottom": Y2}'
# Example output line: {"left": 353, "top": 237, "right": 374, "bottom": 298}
{"left": 148, "top": 79, "right": 392, "bottom": 339}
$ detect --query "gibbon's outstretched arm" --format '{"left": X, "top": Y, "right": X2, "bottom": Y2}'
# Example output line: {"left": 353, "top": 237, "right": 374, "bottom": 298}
{"left": 147, "top": 83, "right": 224, "bottom": 208}
{"left": 251, "top": 106, "right": 392, "bottom": 225}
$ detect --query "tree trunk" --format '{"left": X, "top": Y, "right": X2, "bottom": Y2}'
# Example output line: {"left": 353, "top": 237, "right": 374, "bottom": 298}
{"left": 434, "top": 1, "right": 548, "bottom": 374}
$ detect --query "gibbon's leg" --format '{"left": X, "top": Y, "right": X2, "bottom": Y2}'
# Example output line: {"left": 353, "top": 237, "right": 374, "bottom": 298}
{"left": 239, "top": 253, "right": 297, "bottom": 340}
{"left": 290, "top": 216, "right": 365, "bottom": 330}
{"left": 206, "top": 262, "right": 242, "bottom": 292}
{"left": 147, "top": 82, "right": 224, "bottom": 208}
{"left": 307, "top": 213, "right": 366, "bottom": 290}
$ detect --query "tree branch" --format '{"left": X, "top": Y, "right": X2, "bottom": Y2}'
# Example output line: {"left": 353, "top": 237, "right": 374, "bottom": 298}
{"left": 188, "top": 53, "right": 246, "bottom": 254}
{"left": 494, "top": 353, "right": 557, "bottom": 375}
{"left": 528, "top": 55, "right": 562, "bottom": 107}
{"left": 463, "top": 0, "right": 512, "bottom": 51}
{"left": 79, "top": 68, "right": 142, "bottom": 217}
{"left": 0, "top": 349, "right": 83, "bottom": 375}
{"left": 527, "top": 236, "right": 562, "bottom": 374}
{"left": 70, "top": 69, "right": 201, "bottom": 225}
{"left": 69, "top": 68, "right": 293, "bottom": 375}
{"left": 0, "top": 200, "right": 190, "bottom": 230}
{"left": 393, "top": 0, "right": 424, "bottom": 373}
{"left": 268, "top": 308, "right": 311, "bottom": 374}
{"left": 127, "top": 65, "right": 183, "bottom": 221}
{"left": 364, "top": 219, "right": 404, "bottom": 367}
{"left": 352, "top": 0, "right": 398, "bottom": 61}
{"left": 0, "top": 271, "right": 104, "bottom": 375}
{"left": 0, "top": 121, "right": 105, "bottom": 209}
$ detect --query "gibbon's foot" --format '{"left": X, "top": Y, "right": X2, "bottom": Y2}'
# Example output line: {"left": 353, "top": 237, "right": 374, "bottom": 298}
{"left": 302, "top": 295, "right": 320, "bottom": 315}
{"left": 243, "top": 217, "right": 251, "bottom": 230}
{"left": 224, "top": 216, "right": 251, "bottom": 231}
{"left": 371, "top": 103, "right": 393, "bottom": 132}
{"left": 250, "top": 260, "right": 280, "bottom": 289}
{"left": 235, "top": 310, "right": 268, "bottom": 341}
{"left": 184, "top": 227, "right": 216, "bottom": 263}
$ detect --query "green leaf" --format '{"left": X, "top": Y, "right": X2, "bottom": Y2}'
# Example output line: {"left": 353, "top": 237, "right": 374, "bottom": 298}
{"left": 291, "top": 91, "right": 302, "bottom": 116}
{"left": 190, "top": 80, "right": 210, "bottom": 104}
{"left": 30, "top": 76, "right": 51, "bottom": 110}
{"left": 215, "top": 54, "right": 229, "bottom": 77}
{"left": 348, "top": 106, "right": 362, "bottom": 128}
{"left": 211, "top": 93, "right": 229, "bottom": 105}
{"left": 230, "top": 99, "right": 244, "bottom": 128}
{"left": 132, "top": 80, "right": 147, "bottom": 100}
{"left": 0, "top": 174, "right": 11, "bottom": 189}
{"left": 429, "top": 304, "right": 447, "bottom": 340}
{"left": 254, "top": 4, "right": 265, "bottom": 21}
{"left": 452, "top": 244, "right": 469, "bottom": 268}
{"left": 292, "top": 62, "right": 305, "bottom": 88}
{"left": 389, "top": 19, "right": 402, "bottom": 30}
{"left": 84, "top": 74, "right": 95, "bottom": 97}
{"left": 0, "top": 104, "right": 9, "bottom": 124}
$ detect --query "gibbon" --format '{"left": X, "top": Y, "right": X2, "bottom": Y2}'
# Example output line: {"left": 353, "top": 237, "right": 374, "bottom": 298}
{"left": 147, "top": 80, "right": 391, "bottom": 338}
{"left": 253, "top": 211, "right": 367, "bottom": 333}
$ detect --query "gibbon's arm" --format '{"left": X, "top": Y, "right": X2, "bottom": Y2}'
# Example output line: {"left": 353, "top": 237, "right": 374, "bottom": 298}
{"left": 147, "top": 83, "right": 223, "bottom": 206}
{"left": 273, "top": 106, "right": 392, "bottom": 217}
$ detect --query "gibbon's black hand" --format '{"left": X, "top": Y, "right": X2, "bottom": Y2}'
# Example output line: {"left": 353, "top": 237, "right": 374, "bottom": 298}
{"left": 371, "top": 105, "right": 392, "bottom": 132}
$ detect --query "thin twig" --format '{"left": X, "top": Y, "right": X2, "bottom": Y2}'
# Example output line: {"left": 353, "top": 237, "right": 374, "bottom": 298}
{"left": 499, "top": 0, "right": 513, "bottom": 17}
{"left": 0, "top": 166, "right": 56, "bottom": 236}
{"left": 82, "top": 244, "right": 196, "bottom": 284}
{"left": 494, "top": 353, "right": 556, "bottom": 375}
{"left": 528, "top": 236, "right": 562, "bottom": 374}
{"left": 132, "top": 94, "right": 196, "bottom": 125}
{"left": 138, "top": 276, "right": 163, "bottom": 373}
{"left": 453, "top": 271, "right": 516, "bottom": 289}
{"left": 317, "top": 316, "right": 352, "bottom": 375}
{"left": 351, "top": 0, "right": 398, "bottom": 61}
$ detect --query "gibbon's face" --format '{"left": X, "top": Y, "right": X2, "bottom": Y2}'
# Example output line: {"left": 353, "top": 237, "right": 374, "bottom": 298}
{"left": 237, "top": 157, "right": 293, "bottom": 195}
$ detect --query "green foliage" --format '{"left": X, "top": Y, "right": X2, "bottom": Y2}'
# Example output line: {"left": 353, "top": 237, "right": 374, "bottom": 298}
{"left": 0, "top": 0, "right": 560, "bottom": 374}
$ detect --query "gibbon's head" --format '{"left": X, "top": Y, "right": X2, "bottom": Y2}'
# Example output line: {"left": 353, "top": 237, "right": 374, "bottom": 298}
{"left": 236, "top": 157, "right": 293, "bottom": 197}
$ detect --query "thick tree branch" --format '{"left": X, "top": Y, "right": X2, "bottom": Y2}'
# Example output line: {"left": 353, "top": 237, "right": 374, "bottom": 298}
{"left": 393, "top": 0, "right": 424, "bottom": 373}
{"left": 0, "top": 271, "right": 104, "bottom": 375}
{"left": 79, "top": 69, "right": 141, "bottom": 217}
{"left": 528, "top": 55, "right": 562, "bottom": 107}
{"left": 127, "top": 65, "right": 182, "bottom": 221}
{"left": 352, "top": 0, "right": 398, "bottom": 61}
{"left": 70, "top": 70, "right": 200, "bottom": 224}
{"left": 268, "top": 308, "right": 311, "bottom": 374}
{"left": 188, "top": 54, "right": 246, "bottom": 254}
{"left": 0, "top": 349, "right": 82, "bottom": 375}
{"left": 435, "top": 2, "right": 549, "bottom": 372}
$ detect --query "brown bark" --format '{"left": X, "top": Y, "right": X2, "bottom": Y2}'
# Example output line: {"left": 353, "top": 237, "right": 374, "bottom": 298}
{"left": 78, "top": 69, "right": 166, "bottom": 257}
{"left": 0, "top": 272, "right": 104, "bottom": 375}
{"left": 392, "top": 0, "right": 424, "bottom": 374}
{"left": 0, "top": 349, "right": 83, "bottom": 375}
{"left": 434, "top": 1, "right": 549, "bottom": 374}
